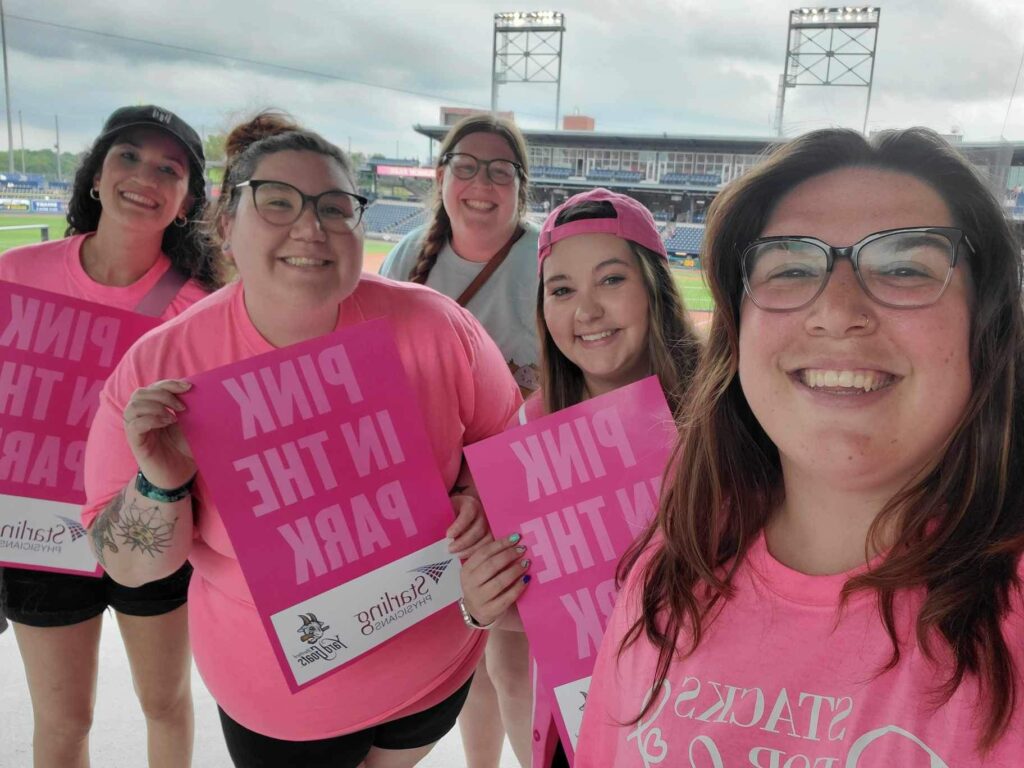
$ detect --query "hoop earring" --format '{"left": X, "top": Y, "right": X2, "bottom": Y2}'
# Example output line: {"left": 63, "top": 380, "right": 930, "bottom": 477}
{"left": 173, "top": 215, "right": 188, "bottom": 228}
{"left": 89, "top": 188, "right": 101, "bottom": 201}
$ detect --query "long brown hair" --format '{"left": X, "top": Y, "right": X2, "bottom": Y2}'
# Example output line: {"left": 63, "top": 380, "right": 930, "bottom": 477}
{"left": 408, "top": 113, "right": 529, "bottom": 284}
{"left": 537, "top": 199, "right": 702, "bottom": 416}
{"left": 619, "top": 127, "right": 1024, "bottom": 750}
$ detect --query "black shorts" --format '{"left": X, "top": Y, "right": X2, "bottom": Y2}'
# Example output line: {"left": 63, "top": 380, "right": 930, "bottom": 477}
{"left": 217, "top": 674, "right": 474, "bottom": 768}
{"left": 0, "top": 562, "right": 192, "bottom": 627}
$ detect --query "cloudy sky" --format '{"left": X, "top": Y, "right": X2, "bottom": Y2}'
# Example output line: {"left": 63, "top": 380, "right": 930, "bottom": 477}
{"left": 4, "top": 0, "right": 1024, "bottom": 162}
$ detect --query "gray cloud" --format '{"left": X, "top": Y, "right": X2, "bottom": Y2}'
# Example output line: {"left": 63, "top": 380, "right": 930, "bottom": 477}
{"left": 2, "top": 0, "right": 1023, "bottom": 159}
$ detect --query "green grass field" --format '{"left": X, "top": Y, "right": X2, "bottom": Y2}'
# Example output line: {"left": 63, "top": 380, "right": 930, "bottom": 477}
{"left": 0, "top": 216, "right": 716, "bottom": 313}
{"left": 674, "top": 269, "right": 714, "bottom": 313}
{"left": 0, "top": 215, "right": 67, "bottom": 251}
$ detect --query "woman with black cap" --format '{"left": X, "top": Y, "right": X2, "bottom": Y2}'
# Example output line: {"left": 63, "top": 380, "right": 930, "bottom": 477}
{"left": 0, "top": 104, "right": 221, "bottom": 768}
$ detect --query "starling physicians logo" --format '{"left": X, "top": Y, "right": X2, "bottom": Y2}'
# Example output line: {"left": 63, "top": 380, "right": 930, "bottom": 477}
{"left": 354, "top": 559, "right": 453, "bottom": 638}
{"left": 150, "top": 107, "right": 173, "bottom": 124}
{"left": 56, "top": 515, "right": 87, "bottom": 542}
{"left": 291, "top": 612, "right": 347, "bottom": 669}
{"left": 410, "top": 559, "right": 454, "bottom": 584}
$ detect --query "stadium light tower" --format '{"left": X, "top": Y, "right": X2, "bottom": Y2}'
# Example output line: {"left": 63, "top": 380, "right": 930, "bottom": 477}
{"left": 491, "top": 11, "right": 566, "bottom": 128}
{"left": 774, "top": 7, "right": 881, "bottom": 136}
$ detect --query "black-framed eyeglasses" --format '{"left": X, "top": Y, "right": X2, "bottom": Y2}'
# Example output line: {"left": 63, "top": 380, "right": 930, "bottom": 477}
{"left": 234, "top": 179, "right": 368, "bottom": 233}
{"left": 741, "top": 226, "right": 974, "bottom": 312}
{"left": 441, "top": 152, "right": 523, "bottom": 186}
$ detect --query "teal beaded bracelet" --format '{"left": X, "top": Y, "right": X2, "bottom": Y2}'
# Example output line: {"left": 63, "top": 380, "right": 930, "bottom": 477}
{"left": 135, "top": 470, "right": 196, "bottom": 503}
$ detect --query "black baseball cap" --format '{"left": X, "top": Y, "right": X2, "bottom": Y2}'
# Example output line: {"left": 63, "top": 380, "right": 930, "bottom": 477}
{"left": 97, "top": 105, "right": 205, "bottom": 180}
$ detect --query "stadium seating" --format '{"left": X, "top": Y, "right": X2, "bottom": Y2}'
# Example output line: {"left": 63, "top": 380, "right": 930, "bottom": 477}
{"left": 663, "top": 226, "right": 704, "bottom": 254}
{"left": 658, "top": 172, "right": 722, "bottom": 186}
{"left": 532, "top": 165, "right": 573, "bottom": 179}
{"left": 389, "top": 209, "right": 429, "bottom": 236}
{"left": 584, "top": 168, "right": 644, "bottom": 183}
{"left": 362, "top": 201, "right": 428, "bottom": 236}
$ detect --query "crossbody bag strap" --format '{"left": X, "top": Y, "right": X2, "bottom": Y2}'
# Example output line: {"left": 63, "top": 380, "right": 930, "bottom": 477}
{"left": 455, "top": 227, "right": 525, "bottom": 307}
{"left": 133, "top": 265, "right": 189, "bottom": 318}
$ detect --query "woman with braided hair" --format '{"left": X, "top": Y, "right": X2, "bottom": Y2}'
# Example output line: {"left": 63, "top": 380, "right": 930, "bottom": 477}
{"left": 381, "top": 113, "right": 540, "bottom": 766}
{"left": 381, "top": 113, "right": 541, "bottom": 398}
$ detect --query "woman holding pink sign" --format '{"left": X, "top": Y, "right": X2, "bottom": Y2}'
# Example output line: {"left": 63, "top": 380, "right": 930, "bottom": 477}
{"left": 81, "top": 112, "right": 521, "bottom": 768}
{"left": 576, "top": 129, "right": 1024, "bottom": 765}
{"left": 0, "top": 104, "right": 219, "bottom": 768}
{"left": 459, "top": 187, "right": 702, "bottom": 767}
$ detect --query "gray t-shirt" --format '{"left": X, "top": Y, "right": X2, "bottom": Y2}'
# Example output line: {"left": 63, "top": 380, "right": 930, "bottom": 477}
{"left": 380, "top": 221, "right": 541, "bottom": 393}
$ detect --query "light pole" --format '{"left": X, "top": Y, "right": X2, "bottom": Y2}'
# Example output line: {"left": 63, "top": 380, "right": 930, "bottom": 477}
{"left": 1, "top": 0, "right": 14, "bottom": 173}
{"left": 773, "top": 7, "right": 881, "bottom": 136}
{"left": 492, "top": 11, "right": 566, "bottom": 128}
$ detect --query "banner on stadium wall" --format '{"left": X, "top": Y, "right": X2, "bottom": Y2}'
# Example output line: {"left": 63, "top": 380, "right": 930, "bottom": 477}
{"left": 0, "top": 282, "right": 160, "bottom": 575}
{"left": 375, "top": 165, "right": 434, "bottom": 179}
{"left": 31, "top": 200, "right": 66, "bottom": 214}
{"left": 177, "top": 318, "right": 460, "bottom": 692}
{"left": 465, "top": 376, "right": 676, "bottom": 766}
{"left": 0, "top": 199, "right": 31, "bottom": 212}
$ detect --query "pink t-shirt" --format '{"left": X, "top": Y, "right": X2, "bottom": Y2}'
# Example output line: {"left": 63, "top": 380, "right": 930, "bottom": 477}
{"left": 0, "top": 233, "right": 208, "bottom": 318}
{"left": 82, "top": 275, "right": 522, "bottom": 740}
{"left": 577, "top": 534, "right": 1024, "bottom": 767}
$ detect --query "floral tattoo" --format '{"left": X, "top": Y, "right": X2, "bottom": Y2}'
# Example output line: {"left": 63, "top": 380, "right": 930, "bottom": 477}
{"left": 90, "top": 488, "right": 178, "bottom": 564}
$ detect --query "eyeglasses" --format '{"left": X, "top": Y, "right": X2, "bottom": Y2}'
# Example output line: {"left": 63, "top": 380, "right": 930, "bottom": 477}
{"left": 234, "top": 179, "right": 368, "bottom": 233}
{"left": 741, "top": 226, "right": 974, "bottom": 311}
{"left": 441, "top": 152, "right": 522, "bottom": 186}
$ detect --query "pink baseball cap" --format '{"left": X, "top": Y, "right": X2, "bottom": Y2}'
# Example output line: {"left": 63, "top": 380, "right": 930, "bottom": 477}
{"left": 537, "top": 187, "right": 668, "bottom": 275}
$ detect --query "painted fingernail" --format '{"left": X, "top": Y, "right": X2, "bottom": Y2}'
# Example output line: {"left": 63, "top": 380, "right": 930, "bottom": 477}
{"left": 522, "top": 574, "right": 532, "bottom": 584}
{"left": 515, "top": 545, "right": 527, "bottom": 554}
{"left": 508, "top": 533, "right": 521, "bottom": 544}
{"left": 521, "top": 559, "right": 531, "bottom": 568}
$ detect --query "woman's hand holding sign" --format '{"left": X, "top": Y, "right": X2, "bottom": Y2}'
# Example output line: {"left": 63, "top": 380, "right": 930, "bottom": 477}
{"left": 459, "top": 534, "right": 532, "bottom": 629}
{"left": 447, "top": 494, "right": 492, "bottom": 556}
{"left": 123, "top": 379, "right": 197, "bottom": 489}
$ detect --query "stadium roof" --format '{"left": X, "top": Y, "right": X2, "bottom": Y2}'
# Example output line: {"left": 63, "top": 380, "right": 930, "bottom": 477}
{"left": 414, "top": 125, "right": 772, "bottom": 154}
{"left": 413, "top": 124, "right": 1024, "bottom": 163}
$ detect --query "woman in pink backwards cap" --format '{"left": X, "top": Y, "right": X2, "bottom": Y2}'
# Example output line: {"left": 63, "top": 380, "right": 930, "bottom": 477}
{"left": 459, "top": 187, "right": 702, "bottom": 767}
{"left": 0, "top": 104, "right": 220, "bottom": 768}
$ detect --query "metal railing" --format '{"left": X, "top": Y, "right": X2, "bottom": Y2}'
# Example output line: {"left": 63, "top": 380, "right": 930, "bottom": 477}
{"left": 0, "top": 223, "right": 50, "bottom": 241}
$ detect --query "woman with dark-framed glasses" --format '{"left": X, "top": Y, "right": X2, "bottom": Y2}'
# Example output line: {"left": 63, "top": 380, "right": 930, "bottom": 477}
{"left": 381, "top": 113, "right": 540, "bottom": 398}
{"left": 575, "top": 127, "right": 1024, "bottom": 766}
{"left": 79, "top": 111, "right": 522, "bottom": 768}
{"left": 381, "top": 113, "right": 541, "bottom": 767}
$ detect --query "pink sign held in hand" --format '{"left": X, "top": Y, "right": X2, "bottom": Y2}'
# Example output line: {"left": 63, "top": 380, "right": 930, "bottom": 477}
{"left": 177, "top": 317, "right": 461, "bottom": 691}
{"left": 465, "top": 376, "right": 676, "bottom": 764}
{"left": 0, "top": 281, "right": 159, "bottom": 576}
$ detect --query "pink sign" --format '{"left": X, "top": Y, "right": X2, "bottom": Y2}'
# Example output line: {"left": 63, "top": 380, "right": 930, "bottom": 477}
{"left": 177, "top": 318, "right": 461, "bottom": 691}
{"left": 0, "top": 281, "right": 160, "bottom": 575}
{"left": 465, "top": 376, "right": 676, "bottom": 763}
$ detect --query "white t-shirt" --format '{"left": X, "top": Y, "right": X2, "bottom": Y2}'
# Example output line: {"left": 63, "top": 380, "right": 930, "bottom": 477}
{"left": 380, "top": 221, "right": 541, "bottom": 393}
